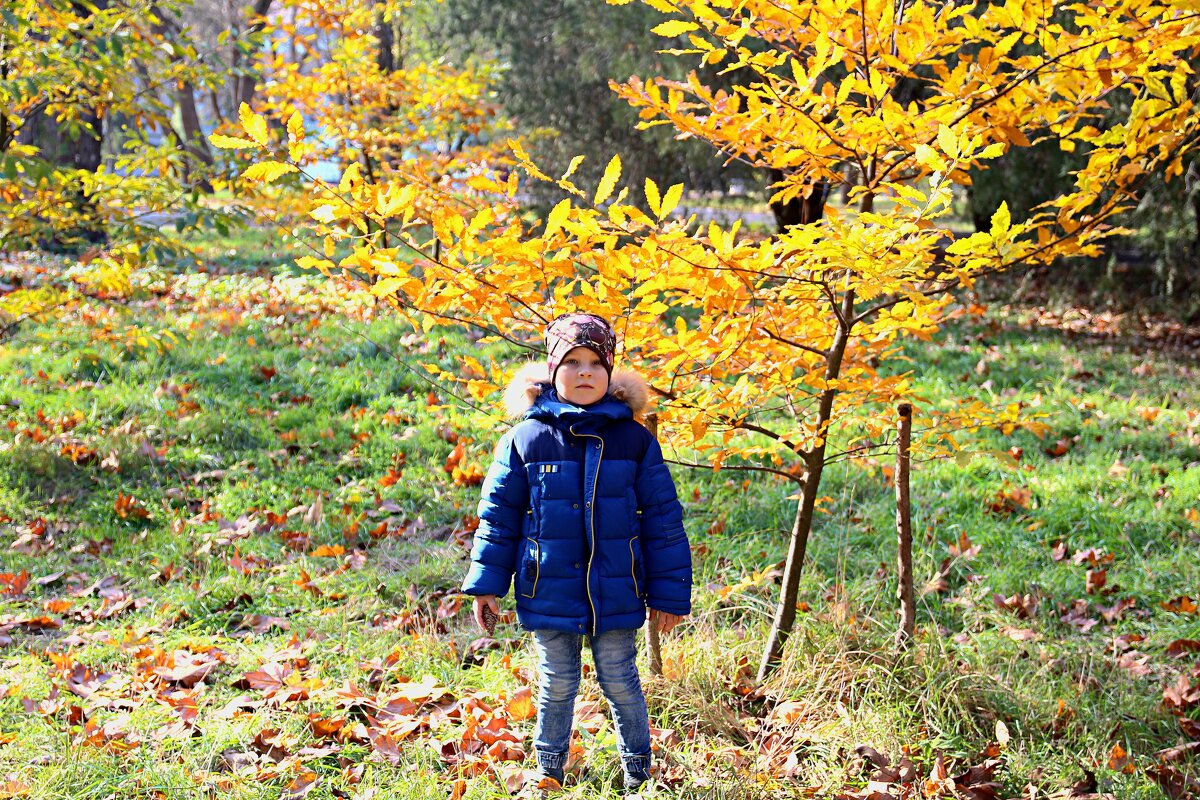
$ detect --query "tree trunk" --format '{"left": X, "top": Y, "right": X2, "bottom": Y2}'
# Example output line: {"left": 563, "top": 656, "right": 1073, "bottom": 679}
{"left": 230, "top": 0, "right": 274, "bottom": 113}
{"left": 757, "top": 288, "right": 856, "bottom": 681}
{"left": 16, "top": 24, "right": 107, "bottom": 250}
{"left": 175, "top": 82, "right": 214, "bottom": 193}
{"left": 375, "top": 0, "right": 395, "bottom": 73}
{"left": 895, "top": 403, "right": 915, "bottom": 649}
{"left": 769, "top": 168, "right": 827, "bottom": 231}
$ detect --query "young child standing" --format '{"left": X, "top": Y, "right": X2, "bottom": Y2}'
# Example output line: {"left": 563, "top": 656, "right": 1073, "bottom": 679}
{"left": 462, "top": 313, "right": 692, "bottom": 793}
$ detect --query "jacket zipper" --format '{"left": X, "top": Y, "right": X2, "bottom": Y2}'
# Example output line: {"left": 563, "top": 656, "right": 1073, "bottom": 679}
{"left": 628, "top": 537, "right": 640, "bottom": 599}
{"left": 521, "top": 538, "right": 541, "bottom": 598}
{"left": 571, "top": 425, "right": 603, "bottom": 635}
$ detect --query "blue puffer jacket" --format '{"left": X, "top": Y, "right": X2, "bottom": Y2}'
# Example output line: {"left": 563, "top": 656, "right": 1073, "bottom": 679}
{"left": 462, "top": 365, "right": 692, "bottom": 635}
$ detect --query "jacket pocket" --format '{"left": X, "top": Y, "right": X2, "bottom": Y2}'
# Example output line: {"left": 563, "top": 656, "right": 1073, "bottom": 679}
{"left": 519, "top": 538, "right": 541, "bottom": 599}
{"left": 628, "top": 535, "right": 645, "bottom": 599}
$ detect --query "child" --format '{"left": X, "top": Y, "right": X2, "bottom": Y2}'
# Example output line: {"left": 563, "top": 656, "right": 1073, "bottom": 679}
{"left": 462, "top": 312, "right": 692, "bottom": 793}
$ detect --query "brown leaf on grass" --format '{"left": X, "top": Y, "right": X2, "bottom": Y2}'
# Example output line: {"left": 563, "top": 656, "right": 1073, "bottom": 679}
{"left": 1045, "top": 438, "right": 1073, "bottom": 458}
{"left": 1156, "top": 741, "right": 1200, "bottom": 763}
{"left": 1085, "top": 569, "right": 1107, "bottom": 595}
{"left": 505, "top": 688, "right": 535, "bottom": 721}
{"left": 1161, "top": 596, "right": 1198, "bottom": 614}
{"left": 0, "top": 571, "right": 29, "bottom": 597}
{"left": 1164, "top": 672, "right": 1200, "bottom": 712}
{"left": 1060, "top": 600, "right": 1099, "bottom": 633}
{"left": 1147, "top": 764, "right": 1200, "bottom": 800}
{"left": 1180, "top": 717, "right": 1200, "bottom": 739}
{"left": 994, "top": 593, "right": 1039, "bottom": 618}
{"left": 153, "top": 650, "right": 221, "bottom": 687}
{"left": 1166, "top": 639, "right": 1200, "bottom": 658}
{"left": 986, "top": 484, "right": 1032, "bottom": 515}
{"left": 1051, "top": 541, "right": 1069, "bottom": 561}
{"left": 1099, "top": 598, "right": 1135, "bottom": 623}
{"left": 78, "top": 716, "right": 140, "bottom": 753}
{"left": 368, "top": 729, "right": 402, "bottom": 765}
{"left": 0, "top": 776, "right": 31, "bottom": 798}
{"left": 308, "top": 714, "right": 346, "bottom": 740}
{"left": 252, "top": 729, "right": 291, "bottom": 763}
{"left": 239, "top": 614, "right": 291, "bottom": 634}
{"left": 1072, "top": 548, "right": 1114, "bottom": 567}
{"left": 282, "top": 770, "right": 319, "bottom": 799}
{"left": 113, "top": 493, "right": 150, "bottom": 520}
{"left": 1002, "top": 626, "right": 1040, "bottom": 642}
{"left": 1107, "top": 743, "right": 1134, "bottom": 773}
{"left": 234, "top": 662, "right": 294, "bottom": 693}
{"left": 293, "top": 570, "right": 321, "bottom": 595}
{"left": 65, "top": 664, "right": 112, "bottom": 699}
{"left": 948, "top": 533, "right": 981, "bottom": 559}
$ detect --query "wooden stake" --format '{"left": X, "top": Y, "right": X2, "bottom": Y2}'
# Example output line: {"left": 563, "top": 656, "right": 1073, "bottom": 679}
{"left": 896, "top": 403, "right": 915, "bottom": 648}
{"left": 644, "top": 412, "right": 663, "bottom": 677}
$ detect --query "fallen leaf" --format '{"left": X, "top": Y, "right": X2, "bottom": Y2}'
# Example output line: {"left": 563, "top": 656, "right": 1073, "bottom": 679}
{"left": 1162, "top": 596, "right": 1198, "bottom": 614}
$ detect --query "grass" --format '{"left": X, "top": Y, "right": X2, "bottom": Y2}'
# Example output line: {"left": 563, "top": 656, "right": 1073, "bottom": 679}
{"left": 1, "top": 246, "right": 1198, "bottom": 799}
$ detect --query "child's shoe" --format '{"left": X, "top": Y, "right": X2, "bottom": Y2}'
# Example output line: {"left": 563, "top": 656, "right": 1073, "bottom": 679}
{"left": 621, "top": 755, "right": 653, "bottom": 795}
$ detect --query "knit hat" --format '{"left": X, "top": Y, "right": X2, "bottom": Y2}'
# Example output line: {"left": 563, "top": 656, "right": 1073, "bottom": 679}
{"left": 545, "top": 313, "right": 617, "bottom": 380}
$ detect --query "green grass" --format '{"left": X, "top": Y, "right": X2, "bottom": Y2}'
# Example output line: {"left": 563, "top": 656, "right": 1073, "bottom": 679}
{"left": 1, "top": 249, "right": 1198, "bottom": 799}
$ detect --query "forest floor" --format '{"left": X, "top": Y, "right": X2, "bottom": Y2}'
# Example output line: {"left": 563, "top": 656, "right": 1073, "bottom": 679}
{"left": 0, "top": 241, "right": 1198, "bottom": 799}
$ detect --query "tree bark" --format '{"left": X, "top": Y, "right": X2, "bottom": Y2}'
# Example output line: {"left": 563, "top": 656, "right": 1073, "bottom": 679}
{"left": 375, "top": 0, "right": 395, "bottom": 73}
{"left": 15, "top": 0, "right": 108, "bottom": 250}
{"left": 230, "top": 0, "right": 274, "bottom": 113}
{"left": 769, "top": 167, "right": 827, "bottom": 231}
{"left": 895, "top": 403, "right": 915, "bottom": 649}
{"left": 757, "top": 288, "right": 856, "bottom": 681}
{"left": 175, "top": 81, "right": 214, "bottom": 192}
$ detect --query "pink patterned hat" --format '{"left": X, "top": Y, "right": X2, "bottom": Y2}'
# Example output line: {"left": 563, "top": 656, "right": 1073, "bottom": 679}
{"left": 545, "top": 313, "right": 616, "bottom": 380}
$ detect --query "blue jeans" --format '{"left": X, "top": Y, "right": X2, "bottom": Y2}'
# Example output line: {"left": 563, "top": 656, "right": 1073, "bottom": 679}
{"left": 531, "top": 628, "right": 652, "bottom": 785}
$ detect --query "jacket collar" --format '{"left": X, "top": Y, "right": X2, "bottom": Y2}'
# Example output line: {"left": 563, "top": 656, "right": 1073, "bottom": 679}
{"left": 503, "top": 362, "right": 651, "bottom": 424}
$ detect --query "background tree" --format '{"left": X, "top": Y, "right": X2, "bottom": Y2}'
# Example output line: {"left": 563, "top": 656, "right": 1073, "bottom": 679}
{"left": 227, "top": 0, "right": 1200, "bottom": 679}
{"left": 428, "top": 0, "right": 753, "bottom": 207}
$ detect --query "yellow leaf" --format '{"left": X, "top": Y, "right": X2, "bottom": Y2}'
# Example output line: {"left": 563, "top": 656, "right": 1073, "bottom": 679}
{"left": 209, "top": 134, "right": 260, "bottom": 150}
{"left": 936, "top": 124, "right": 958, "bottom": 159}
{"left": 652, "top": 20, "right": 700, "bottom": 37}
{"left": 595, "top": 155, "right": 622, "bottom": 205}
{"left": 238, "top": 102, "right": 269, "bottom": 146}
{"left": 545, "top": 198, "right": 571, "bottom": 238}
{"left": 990, "top": 201, "right": 1011, "bottom": 236}
{"left": 659, "top": 182, "right": 684, "bottom": 219}
{"left": 241, "top": 161, "right": 299, "bottom": 183}
{"left": 561, "top": 155, "right": 585, "bottom": 181}
{"left": 287, "top": 111, "right": 305, "bottom": 143}
{"left": 645, "top": 178, "right": 662, "bottom": 217}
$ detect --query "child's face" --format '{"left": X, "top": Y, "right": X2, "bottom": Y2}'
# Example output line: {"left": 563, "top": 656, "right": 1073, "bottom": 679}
{"left": 554, "top": 346, "right": 609, "bottom": 406}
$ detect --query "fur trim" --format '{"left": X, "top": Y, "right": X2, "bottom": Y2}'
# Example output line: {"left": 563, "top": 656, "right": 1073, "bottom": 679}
{"left": 504, "top": 362, "right": 551, "bottom": 419}
{"left": 502, "top": 363, "right": 652, "bottom": 419}
{"left": 607, "top": 369, "right": 651, "bottom": 416}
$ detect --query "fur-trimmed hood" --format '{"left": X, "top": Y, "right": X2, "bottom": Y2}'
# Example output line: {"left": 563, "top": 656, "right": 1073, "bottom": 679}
{"left": 503, "top": 362, "right": 651, "bottom": 420}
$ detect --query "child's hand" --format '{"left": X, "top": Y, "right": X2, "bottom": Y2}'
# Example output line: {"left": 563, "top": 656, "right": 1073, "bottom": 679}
{"left": 474, "top": 595, "right": 500, "bottom": 635}
{"left": 649, "top": 608, "right": 684, "bottom": 634}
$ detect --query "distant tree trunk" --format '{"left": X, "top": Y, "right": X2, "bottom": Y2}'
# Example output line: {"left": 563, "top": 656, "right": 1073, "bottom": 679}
{"left": 769, "top": 168, "right": 827, "bottom": 231}
{"left": 175, "top": 82, "right": 214, "bottom": 193}
{"left": 153, "top": 6, "right": 214, "bottom": 193}
{"left": 229, "top": 0, "right": 274, "bottom": 112}
{"left": 895, "top": 403, "right": 915, "bottom": 649}
{"left": 16, "top": 0, "right": 109, "bottom": 250}
{"left": 375, "top": 0, "right": 396, "bottom": 73}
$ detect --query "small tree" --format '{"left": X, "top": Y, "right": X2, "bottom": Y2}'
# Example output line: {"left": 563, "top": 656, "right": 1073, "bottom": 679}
{"left": 226, "top": 0, "right": 1200, "bottom": 678}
